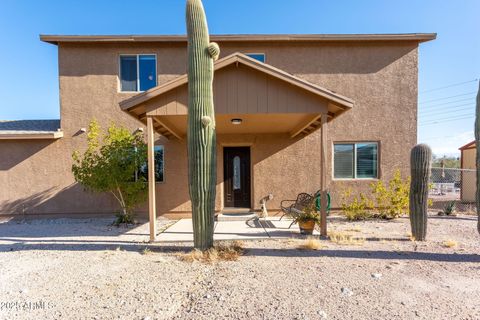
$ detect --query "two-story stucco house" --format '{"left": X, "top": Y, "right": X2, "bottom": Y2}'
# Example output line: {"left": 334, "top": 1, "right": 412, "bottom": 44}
{"left": 0, "top": 33, "right": 436, "bottom": 221}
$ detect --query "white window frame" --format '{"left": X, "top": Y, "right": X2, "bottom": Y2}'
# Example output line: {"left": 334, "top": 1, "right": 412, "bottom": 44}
{"left": 333, "top": 142, "right": 379, "bottom": 180}
{"left": 245, "top": 53, "right": 266, "bottom": 63}
{"left": 118, "top": 54, "right": 157, "bottom": 93}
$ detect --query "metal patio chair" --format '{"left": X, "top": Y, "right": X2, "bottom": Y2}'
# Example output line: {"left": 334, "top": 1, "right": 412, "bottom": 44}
{"left": 280, "top": 192, "right": 315, "bottom": 228}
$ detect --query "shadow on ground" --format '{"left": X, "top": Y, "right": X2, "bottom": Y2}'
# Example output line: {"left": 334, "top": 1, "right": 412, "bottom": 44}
{"left": 1, "top": 241, "right": 479, "bottom": 263}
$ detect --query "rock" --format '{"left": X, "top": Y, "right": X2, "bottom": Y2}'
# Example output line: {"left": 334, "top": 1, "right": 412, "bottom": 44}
{"left": 318, "top": 310, "right": 328, "bottom": 319}
{"left": 205, "top": 294, "right": 211, "bottom": 299}
{"left": 19, "top": 288, "right": 28, "bottom": 294}
{"left": 371, "top": 273, "right": 382, "bottom": 279}
{"left": 143, "top": 317, "right": 151, "bottom": 320}
{"left": 341, "top": 287, "right": 353, "bottom": 297}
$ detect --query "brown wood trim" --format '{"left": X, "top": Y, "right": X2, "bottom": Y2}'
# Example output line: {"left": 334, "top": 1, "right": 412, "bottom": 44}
{"left": 41, "top": 33, "right": 437, "bottom": 45}
{"left": 120, "top": 52, "right": 355, "bottom": 111}
{"left": 152, "top": 117, "right": 183, "bottom": 140}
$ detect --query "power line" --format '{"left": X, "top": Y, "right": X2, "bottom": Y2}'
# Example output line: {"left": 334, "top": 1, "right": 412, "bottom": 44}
{"left": 419, "top": 106, "right": 474, "bottom": 117}
{"left": 419, "top": 97, "right": 475, "bottom": 108}
{"left": 419, "top": 116, "right": 473, "bottom": 126}
{"left": 420, "top": 102, "right": 474, "bottom": 113}
{"left": 419, "top": 79, "right": 478, "bottom": 94}
{"left": 419, "top": 115, "right": 474, "bottom": 126}
{"left": 419, "top": 91, "right": 476, "bottom": 104}
{"left": 419, "top": 112, "right": 473, "bottom": 122}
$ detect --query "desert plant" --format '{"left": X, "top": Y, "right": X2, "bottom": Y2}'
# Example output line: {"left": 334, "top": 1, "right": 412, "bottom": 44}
{"left": 341, "top": 188, "right": 374, "bottom": 221}
{"left": 298, "top": 237, "right": 323, "bottom": 250}
{"left": 186, "top": 0, "right": 220, "bottom": 250}
{"left": 476, "top": 81, "right": 480, "bottom": 235}
{"left": 409, "top": 144, "right": 432, "bottom": 241}
{"left": 442, "top": 201, "right": 456, "bottom": 216}
{"left": 371, "top": 170, "right": 410, "bottom": 219}
{"left": 293, "top": 202, "right": 321, "bottom": 224}
{"left": 72, "top": 120, "right": 148, "bottom": 225}
{"left": 178, "top": 240, "right": 244, "bottom": 263}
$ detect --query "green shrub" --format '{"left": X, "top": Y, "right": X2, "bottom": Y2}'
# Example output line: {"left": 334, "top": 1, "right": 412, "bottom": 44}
{"left": 370, "top": 170, "right": 410, "bottom": 219}
{"left": 72, "top": 120, "right": 148, "bottom": 225}
{"left": 341, "top": 189, "right": 374, "bottom": 221}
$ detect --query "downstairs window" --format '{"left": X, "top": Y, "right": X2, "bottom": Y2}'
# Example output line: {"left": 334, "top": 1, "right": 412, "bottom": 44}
{"left": 333, "top": 142, "right": 378, "bottom": 179}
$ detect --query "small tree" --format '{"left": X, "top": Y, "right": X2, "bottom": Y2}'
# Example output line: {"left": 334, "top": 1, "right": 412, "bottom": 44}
{"left": 72, "top": 120, "right": 148, "bottom": 225}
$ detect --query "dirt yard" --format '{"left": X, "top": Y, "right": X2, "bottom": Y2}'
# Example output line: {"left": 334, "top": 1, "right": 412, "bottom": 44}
{"left": 0, "top": 214, "right": 479, "bottom": 320}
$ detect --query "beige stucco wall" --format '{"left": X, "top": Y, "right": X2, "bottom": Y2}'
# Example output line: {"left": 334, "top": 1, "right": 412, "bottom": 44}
{"left": 0, "top": 40, "right": 419, "bottom": 216}
{"left": 461, "top": 148, "right": 476, "bottom": 202}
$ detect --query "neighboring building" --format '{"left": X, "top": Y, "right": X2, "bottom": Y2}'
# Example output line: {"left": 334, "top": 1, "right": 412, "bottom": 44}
{"left": 0, "top": 33, "right": 436, "bottom": 217}
{"left": 459, "top": 140, "right": 476, "bottom": 202}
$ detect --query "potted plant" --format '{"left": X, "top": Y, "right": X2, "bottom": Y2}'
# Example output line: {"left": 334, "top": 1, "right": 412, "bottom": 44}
{"left": 294, "top": 203, "right": 321, "bottom": 235}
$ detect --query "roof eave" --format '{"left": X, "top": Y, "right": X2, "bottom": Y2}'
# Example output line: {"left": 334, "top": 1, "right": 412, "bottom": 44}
{"left": 40, "top": 33, "right": 437, "bottom": 45}
{"left": 459, "top": 140, "right": 476, "bottom": 151}
{"left": 0, "top": 131, "right": 64, "bottom": 140}
{"left": 119, "top": 52, "right": 355, "bottom": 112}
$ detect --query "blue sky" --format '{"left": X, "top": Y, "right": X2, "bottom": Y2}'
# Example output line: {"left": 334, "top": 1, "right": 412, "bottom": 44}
{"left": 0, "top": 0, "right": 478, "bottom": 155}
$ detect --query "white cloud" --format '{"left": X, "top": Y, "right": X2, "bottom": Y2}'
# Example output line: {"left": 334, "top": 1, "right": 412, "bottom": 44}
{"left": 419, "top": 130, "right": 474, "bottom": 157}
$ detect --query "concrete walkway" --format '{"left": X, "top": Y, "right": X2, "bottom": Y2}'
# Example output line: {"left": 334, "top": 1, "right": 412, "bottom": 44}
{"left": 156, "top": 217, "right": 319, "bottom": 242}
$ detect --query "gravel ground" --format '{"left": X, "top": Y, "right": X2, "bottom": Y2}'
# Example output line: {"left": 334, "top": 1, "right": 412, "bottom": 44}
{"left": 0, "top": 214, "right": 479, "bottom": 320}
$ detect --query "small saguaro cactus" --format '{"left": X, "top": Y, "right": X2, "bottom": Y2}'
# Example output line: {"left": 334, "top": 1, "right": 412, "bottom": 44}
{"left": 186, "top": 0, "right": 220, "bottom": 250}
{"left": 409, "top": 144, "right": 432, "bottom": 241}
{"left": 475, "top": 81, "right": 480, "bottom": 235}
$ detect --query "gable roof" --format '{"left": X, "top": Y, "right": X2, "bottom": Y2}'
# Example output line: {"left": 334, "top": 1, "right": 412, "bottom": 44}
{"left": 40, "top": 33, "right": 437, "bottom": 45}
{"left": 120, "top": 52, "right": 354, "bottom": 113}
{"left": 459, "top": 140, "right": 476, "bottom": 151}
{"left": 0, "top": 120, "right": 63, "bottom": 139}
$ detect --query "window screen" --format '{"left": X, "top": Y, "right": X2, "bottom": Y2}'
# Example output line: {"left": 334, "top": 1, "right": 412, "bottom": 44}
{"left": 120, "top": 56, "right": 137, "bottom": 92}
{"left": 120, "top": 54, "right": 157, "bottom": 92}
{"left": 333, "top": 143, "right": 378, "bottom": 179}
{"left": 334, "top": 144, "right": 354, "bottom": 179}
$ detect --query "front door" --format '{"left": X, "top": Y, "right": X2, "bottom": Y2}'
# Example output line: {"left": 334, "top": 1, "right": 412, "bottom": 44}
{"left": 223, "top": 147, "right": 251, "bottom": 208}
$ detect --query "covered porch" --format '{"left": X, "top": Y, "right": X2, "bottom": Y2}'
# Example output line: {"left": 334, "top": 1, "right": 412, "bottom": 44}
{"left": 120, "top": 53, "right": 354, "bottom": 241}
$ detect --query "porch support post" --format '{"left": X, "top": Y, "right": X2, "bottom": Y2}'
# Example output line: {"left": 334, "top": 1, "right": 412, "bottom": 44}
{"left": 320, "top": 113, "right": 328, "bottom": 237}
{"left": 147, "top": 116, "right": 157, "bottom": 241}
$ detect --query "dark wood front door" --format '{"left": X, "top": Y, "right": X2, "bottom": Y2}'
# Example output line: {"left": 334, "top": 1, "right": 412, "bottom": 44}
{"left": 224, "top": 147, "right": 251, "bottom": 208}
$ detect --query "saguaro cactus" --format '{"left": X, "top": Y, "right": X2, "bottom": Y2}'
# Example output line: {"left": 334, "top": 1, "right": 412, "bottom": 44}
{"left": 186, "top": 0, "right": 220, "bottom": 250}
{"left": 409, "top": 144, "right": 432, "bottom": 241}
{"left": 475, "top": 81, "right": 480, "bottom": 235}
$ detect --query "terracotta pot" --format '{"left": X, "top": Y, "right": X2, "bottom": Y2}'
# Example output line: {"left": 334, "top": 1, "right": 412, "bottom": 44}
{"left": 298, "top": 220, "right": 316, "bottom": 235}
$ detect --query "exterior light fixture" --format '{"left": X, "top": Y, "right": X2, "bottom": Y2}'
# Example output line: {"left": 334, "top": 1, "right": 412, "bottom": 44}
{"left": 231, "top": 118, "right": 243, "bottom": 125}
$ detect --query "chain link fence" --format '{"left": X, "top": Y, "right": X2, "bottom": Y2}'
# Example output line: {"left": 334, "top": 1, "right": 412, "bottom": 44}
{"left": 429, "top": 167, "right": 477, "bottom": 214}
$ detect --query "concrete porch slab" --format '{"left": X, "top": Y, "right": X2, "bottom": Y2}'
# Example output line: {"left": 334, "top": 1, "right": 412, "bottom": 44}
{"left": 156, "top": 217, "right": 319, "bottom": 242}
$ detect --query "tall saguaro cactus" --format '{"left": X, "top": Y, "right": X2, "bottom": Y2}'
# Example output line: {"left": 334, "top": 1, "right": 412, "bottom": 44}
{"left": 409, "top": 144, "right": 432, "bottom": 241}
{"left": 186, "top": 0, "right": 220, "bottom": 250}
{"left": 475, "top": 81, "right": 480, "bottom": 235}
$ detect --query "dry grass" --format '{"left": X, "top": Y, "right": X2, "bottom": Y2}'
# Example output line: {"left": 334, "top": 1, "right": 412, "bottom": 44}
{"left": 344, "top": 226, "right": 363, "bottom": 233}
{"left": 141, "top": 247, "right": 152, "bottom": 255}
{"left": 442, "top": 239, "right": 458, "bottom": 248}
{"left": 297, "top": 237, "right": 324, "bottom": 250}
{"left": 329, "top": 231, "right": 365, "bottom": 246}
{"left": 178, "top": 240, "right": 244, "bottom": 263}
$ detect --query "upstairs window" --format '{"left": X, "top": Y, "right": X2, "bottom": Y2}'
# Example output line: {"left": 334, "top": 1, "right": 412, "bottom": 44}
{"left": 333, "top": 142, "right": 378, "bottom": 179}
{"left": 245, "top": 53, "right": 266, "bottom": 63}
{"left": 120, "top": 54, "right": 157, "bottom": 92}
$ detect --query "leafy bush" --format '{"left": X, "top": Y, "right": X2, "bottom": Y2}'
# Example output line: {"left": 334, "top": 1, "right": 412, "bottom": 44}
{"left": 370, "top": 170, "right": 410, "bottom": 219}
{"left": 72, "top": 120, "right": 148, "bottom": 225}
{"left": 293, "top": 202, "right": 321, "bottom": 224}
{"left": 341, "top": 188, "right": 374, "bottom": 221}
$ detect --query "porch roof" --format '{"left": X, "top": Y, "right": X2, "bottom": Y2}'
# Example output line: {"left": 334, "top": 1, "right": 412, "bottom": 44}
{"left": 120, "top": 53, "right": 354, "bottom": 139}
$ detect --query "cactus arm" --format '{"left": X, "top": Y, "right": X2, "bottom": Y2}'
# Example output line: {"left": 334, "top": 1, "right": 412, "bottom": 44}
{"left": 186, "top": 0, "right": 218, "bottom": 250}
{"left": 475, "top": 81, "right": 480, "bottom": 235}
{"left": 409, "top": 144, "right": 432, "bottom": 241}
